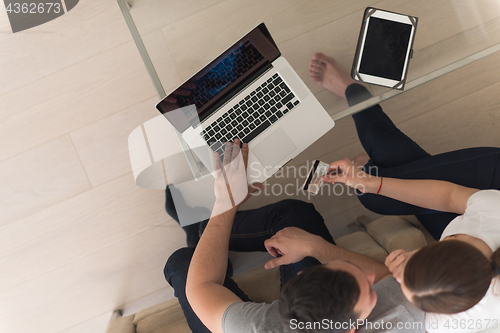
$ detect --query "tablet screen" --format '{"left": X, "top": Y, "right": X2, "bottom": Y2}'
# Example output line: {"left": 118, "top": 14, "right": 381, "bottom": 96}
{"left": 359, "top": 17, "right": 412, "bottom": 80}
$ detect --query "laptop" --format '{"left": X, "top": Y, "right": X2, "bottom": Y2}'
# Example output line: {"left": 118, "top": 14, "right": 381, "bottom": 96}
{"left": 156, "top": 23, "right": 334, "bottom": 183}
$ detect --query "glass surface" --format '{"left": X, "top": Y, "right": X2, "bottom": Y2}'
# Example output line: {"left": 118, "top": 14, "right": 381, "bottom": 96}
{"left": 119, "top": 0, "right": 500, "bottom": 178}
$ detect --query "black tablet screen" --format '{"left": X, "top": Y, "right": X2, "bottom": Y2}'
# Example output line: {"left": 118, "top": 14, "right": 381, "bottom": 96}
{"left": 359, "top": 17, "right": 412, "bottom": 80}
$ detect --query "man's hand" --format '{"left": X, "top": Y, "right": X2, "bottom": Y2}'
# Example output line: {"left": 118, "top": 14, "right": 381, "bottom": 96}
{"left": 213, "top": 139, "right": 263, "bottom": 216}
{"left": 264, "top": 227, "right": 325, "bottom": 269}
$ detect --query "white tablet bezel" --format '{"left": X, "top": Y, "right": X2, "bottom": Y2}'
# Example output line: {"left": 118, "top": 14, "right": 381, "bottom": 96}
{"left": 354, "top": 10, "right": 416, "bottom": 88}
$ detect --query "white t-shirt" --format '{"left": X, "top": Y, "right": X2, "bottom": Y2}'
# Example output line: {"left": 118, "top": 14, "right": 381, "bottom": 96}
{"left": 425, "top": 190, "right": 500, "bottom": 333}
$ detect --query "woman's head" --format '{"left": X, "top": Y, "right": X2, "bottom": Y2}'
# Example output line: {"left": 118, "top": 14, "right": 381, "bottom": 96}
{"left": 386, "top": 240, "right": 500, "bottom": 314}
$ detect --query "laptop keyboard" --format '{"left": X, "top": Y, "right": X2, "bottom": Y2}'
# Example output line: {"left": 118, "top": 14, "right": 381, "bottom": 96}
{"left": 200, "top": 73, "right": 300, "bottom": 160}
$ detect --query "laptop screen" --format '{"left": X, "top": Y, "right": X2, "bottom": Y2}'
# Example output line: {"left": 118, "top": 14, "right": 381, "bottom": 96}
{"left": 156, "top": 23, "right": 281, "bottom": 133}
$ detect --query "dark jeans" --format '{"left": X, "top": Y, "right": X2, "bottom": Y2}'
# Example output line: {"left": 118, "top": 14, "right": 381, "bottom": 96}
{"left": 346, "top": 83, "right": 500, "bottom": 240}
{"left": 164, "top": 199, "right": 334, "bottom": 333}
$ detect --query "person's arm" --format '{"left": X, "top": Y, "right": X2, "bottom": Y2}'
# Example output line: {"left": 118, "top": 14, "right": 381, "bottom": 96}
{"left": 264, "top": 227, "right": 390, "bottom": 283}
{"left": 322, "top": 158, "right": 479, "bottom": 215}
{"left": 186, "top": 206, "right": 241, "bottom": 333}
{"left": 185, "top": 139, "right": 262, "bottom": 333}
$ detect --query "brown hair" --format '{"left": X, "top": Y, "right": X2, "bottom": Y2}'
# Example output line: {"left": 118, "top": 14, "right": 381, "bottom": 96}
{"left": 279, "top": 265, "right": 360, "bottom": 333}
{"left": 404, "top": 240, "right": 500, "bottom": 314}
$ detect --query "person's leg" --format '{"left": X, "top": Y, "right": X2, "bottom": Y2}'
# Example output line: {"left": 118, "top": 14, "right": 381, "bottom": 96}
{"left": 358, "top": 147, "right": 500, "bottom": 239}
{"left": 346, "top": 83, "right": 431, "bottom": 168}
{"left": 309, "top": 53, "right": 430, "bottom": 168}
{"left": 308, "top": 53, "right": 500, "bottom": 240}
{"left": 164, "top": 247, "right": 250, "bottom": 333}
{"left": 198, "top": 200, "right": 334, "bottom": 286}
{"left": 165, "top": 185, "right": 201, "bottom": 248}
{"left": 204, "top": 199, "right": 335, "bottom": 286}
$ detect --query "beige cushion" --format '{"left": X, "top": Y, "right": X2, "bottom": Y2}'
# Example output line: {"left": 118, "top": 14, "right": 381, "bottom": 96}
{"left": 105, "top": 315, "right": 136, "bottom": 333}
{"left": 134, "top": 298, "right": 190, "bottom": 333}
{"left": 400, "top": 215, "right": 437, "bottom": 244}
{"left": 335, "top": 231, "right": 389, "bottom": 263}
{"left": 233, "top": 265, "right": 280, "bottom": 303}
{"left": 366, "top": 216, "right": 427, "bottom": 253}
{"left": 127, "top": 265, "right": 280, "bottom": 333}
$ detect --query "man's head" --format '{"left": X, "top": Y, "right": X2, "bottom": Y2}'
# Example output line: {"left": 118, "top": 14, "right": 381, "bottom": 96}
{"left": 279, "top": 261, "right": 377, "bottom": 333}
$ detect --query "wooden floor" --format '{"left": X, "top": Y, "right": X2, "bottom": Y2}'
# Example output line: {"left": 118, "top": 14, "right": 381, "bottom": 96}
{"left": 0, "top": 1, "right": 499, "bottom": 332}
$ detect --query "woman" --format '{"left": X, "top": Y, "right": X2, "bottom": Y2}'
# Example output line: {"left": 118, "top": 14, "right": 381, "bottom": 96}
{"left": 308, "top": 53, "right": 500, "bottom": 332}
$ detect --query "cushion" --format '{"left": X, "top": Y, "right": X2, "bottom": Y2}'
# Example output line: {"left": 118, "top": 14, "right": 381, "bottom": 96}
{"left": 105, "top": 315, "right": 136, "bottom": 333}
{"left": 133, "top": 298, "right": 180, "bottom": 326}
{"left": 135, "top": 303, "right": 190, "bottom": 333}
{"left": 131, "top": 266, "right": 280, "bottom": 333}
{"left": 233, "top": 265, "right": 280, "bottom": 303}
{"left": 335, "top": 231, "right": 389, "bottom": 263}
{"left": 366, "top": 216, "right": 427, "bottom": 253}
{"left": 400, "top": 215, "right": 437, "bottom": 244}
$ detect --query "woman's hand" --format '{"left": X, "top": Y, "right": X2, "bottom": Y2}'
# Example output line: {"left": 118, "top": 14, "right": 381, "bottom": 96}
{"left": 320, "top": 158, "right": 379, "bottom": 194}
{"left": 385, "top": 249, "right": 417, "bottom": 283}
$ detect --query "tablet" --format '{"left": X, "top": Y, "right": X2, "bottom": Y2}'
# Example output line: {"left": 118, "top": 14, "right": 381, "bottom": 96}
{"left": 351, "top": 8, "right": 418, "bottom": 90}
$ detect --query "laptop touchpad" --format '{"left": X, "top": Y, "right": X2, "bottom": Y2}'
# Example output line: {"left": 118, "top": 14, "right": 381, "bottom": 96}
{"left": 252, "top": 127, "right": 296, "bottom": 167}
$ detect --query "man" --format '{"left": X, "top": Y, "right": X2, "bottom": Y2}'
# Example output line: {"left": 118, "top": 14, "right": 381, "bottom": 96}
{"left": 164, "top": 138, "right": 424, "bottom": 333}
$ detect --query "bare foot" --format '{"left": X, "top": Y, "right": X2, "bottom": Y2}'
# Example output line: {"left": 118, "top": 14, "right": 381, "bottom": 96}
{"left": 309, "top": 53, "right": 356, "bottom": 99}
{"left": 352, "top": 153, "right": 370, "bottom": 168}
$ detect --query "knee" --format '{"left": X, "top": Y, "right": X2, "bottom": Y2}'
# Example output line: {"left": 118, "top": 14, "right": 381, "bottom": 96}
{"left": 275, "top": 199, "right": 317, "bottom": 215}
{"left": 358, "top": 193, "right": 385, "bottom": 214}
{"left": 164, "top": 247, "right": 195, "bottom": 285}
{"left": 274, "top": 199, "right": 324, "bottom": 229}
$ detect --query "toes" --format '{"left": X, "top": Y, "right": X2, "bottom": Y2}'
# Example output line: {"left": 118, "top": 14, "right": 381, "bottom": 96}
{"left": 313, "top": 52, "right": 325, "bottom": 61}
{"left": 312, "top": 53, "right": 339, "bottom": 69}
{"left": 310, "top": 59, "right": 326, "bottom": 69}
{"left": 309, "top": 71, "right": 322, "bottom": 82}
{"left": 310, "top": 75, "right": 321, "bottom": 83}
{"left": 309, "top": 69, "right": 322, "bottom": 77}
{"left": 309, "top": 59, "right": 326, "bottom": 76}
{"left": 310, "top": 64, "right": 324, "bottom": 71}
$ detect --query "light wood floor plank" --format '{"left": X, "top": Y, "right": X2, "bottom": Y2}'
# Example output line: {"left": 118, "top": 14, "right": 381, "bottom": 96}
{"left": 382, "top": 0, "right": 500, "bottom": 51}
{"left": 0, "top": 0, "right": 134, "bottom": 96}
{"left": 398, "top": 81, "right": 500, "bottom": 155}
{"left": 70, "top": 97, "right": 160, "bottom": 187}
{"left": 379, "top": 51, "right": 500, "bottom": 125}
{"left": 58, "top": 312, "right": 111, "bottom": 333}
{"left": 0, "top": 173, "right": 174, "bottom": 293}
{"left": 0, "top": 4, "right": 9, "bottom": 30}
{"left": 0, "top": 135, "right": 90, "bottom": 227}
{"left": 0, "top": 225, "right": 185, "bottom": 333}
{"left": 159, "top": 0, "right": 382, "bottom": 82}
{"left": 0, "top": 40, "right": 156, "bottom": 163}
{"left": 141, "top": 28, "right": 184, "bottom": 93}
{"left": 128, "top": 0, "right": 226, "bottom": 35}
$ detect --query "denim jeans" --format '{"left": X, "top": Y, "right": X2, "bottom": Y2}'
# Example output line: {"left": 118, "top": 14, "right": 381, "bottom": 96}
{"left": 164, "top": 199, "right": 334, "bottom": 333}
{"left": 346, "top": 83, "right": 500, "bottom": 240}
